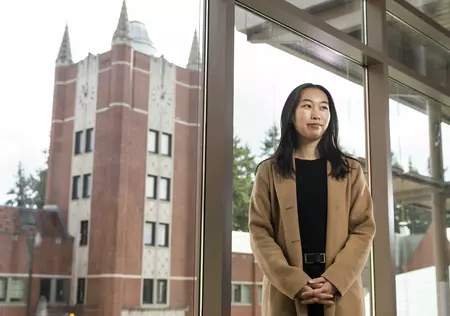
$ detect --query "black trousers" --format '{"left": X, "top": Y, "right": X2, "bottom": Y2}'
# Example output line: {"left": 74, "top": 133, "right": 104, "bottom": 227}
{"left": 304, "top": 263, "right": 326, "bottom": 316}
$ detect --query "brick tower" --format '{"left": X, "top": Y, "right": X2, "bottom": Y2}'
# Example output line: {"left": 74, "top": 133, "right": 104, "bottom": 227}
{"left": 45, "top": 1, "right": 202, "bottom": 315}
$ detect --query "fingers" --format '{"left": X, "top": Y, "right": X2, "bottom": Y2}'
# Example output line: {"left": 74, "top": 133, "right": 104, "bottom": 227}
{"left": 308, "top": 282, "right": 323, "bottom": 289}
{"left": 308, "top": 277, "right": 326, "bottom": 284}
{"left": 301, "top": 298, "right": 334, "bottom": 305}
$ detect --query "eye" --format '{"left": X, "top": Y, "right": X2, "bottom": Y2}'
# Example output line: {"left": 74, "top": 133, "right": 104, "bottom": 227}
{"left": 302, "top": 103, "right": 312, "bottom": 108}
{"left": 321, "top": 105, "right": 329, "bottom": 110}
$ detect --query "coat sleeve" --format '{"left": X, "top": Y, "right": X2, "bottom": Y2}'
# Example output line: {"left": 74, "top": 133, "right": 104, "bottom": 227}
{"left": 248, "top": 162, "right": 310, "bottom": 300}
{"left": 321, "top": 162, "right": 376, "bottom": 296}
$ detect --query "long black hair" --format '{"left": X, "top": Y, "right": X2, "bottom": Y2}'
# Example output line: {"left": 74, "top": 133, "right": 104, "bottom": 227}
{"left": 263, "top": 83, "right": 354, "bottom": 180}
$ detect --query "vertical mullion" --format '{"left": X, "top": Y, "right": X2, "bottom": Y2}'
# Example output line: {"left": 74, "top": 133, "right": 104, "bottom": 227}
{"left": 365, "top": 1, "right": 397, "bottom": 316}
{"left": 199, "top": 0, "right": 234, "bottom": 315}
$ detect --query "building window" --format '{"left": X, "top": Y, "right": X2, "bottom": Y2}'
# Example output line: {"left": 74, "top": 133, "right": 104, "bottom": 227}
{"left": 146, "top": 175, "right": 157, "bottom": 199}
{"left": 74, "top": 131, "right": 83, "bottom": 155}
{"left": 76, "top": 278, "right": 85, "bottom": 304}
{"left": 0, "top": 278, "right": 6, "bottom": 302}
{"left": 160, "top": 133, "right": 172, "bottom": 156}
{"left": 156, "top": 280, "right": 168, "bottom": 304}
{"left": 144, "top": 221, "right": 156, "bottom": 246}
{"left": 82, "top": 174, "right": 92, "bottom": 198}
{"left": 80, "top": 220, "right": 89, "bottom": 246}
{"left": 232, "top": 284, "right": 252, "bottom": 305}
{"left": 85, "top": 128, "right": 94, "bottom": 152}
{"left": 157, "top": 223, "right": 169, "bottom": 247}
{"left": 148, "top": 130, "right": 158, "bottom": 153}
{"left": 40, "top": 278, "right": 52, "bottom": 302}
{"left": 142, "top": 279, "right": 154, "bottom": 304}
{"left": 72, "top": 176, "right": 80, "bottom": 200}
{"left": 9, "top": 278, "right": 25, "bottom": 302}
{"left": 159, "top": 177, "right": 171, "bottom": 201}
{"left": 258, "top": 285, "right": 262, "bottom": 304}
{"left": 55, "top": 279, "right": 68, "bottom": 303}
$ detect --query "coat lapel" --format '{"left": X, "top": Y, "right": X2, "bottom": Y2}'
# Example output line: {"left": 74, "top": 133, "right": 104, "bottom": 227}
{"left": 271, "top": 163, "right": 303, "bottom": 269}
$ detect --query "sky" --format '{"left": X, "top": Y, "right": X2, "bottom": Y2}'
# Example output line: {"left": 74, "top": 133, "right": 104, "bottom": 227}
{"left": 0, "top": 0, "right": 449, "bottom": 204}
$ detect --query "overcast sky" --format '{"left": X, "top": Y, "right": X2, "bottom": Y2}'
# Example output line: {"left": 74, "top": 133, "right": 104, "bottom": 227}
{"left": 0, "top": 0, "right": 449, "bottom": 203}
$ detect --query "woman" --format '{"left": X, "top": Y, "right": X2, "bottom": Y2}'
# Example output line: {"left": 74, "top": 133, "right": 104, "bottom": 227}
{"left": 248, "top": 83, "right": 375, "bottom": 316}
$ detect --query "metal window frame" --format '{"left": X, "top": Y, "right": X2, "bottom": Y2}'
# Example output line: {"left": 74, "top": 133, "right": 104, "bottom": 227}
{"left": 199, "top": 0, "right": 450, "bottom": 315}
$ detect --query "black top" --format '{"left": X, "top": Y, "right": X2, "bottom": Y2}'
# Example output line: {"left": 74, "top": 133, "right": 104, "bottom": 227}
{"left": 295, "top": 158, "right": 328, "bottom": 276}
{"left": 295, "top": 158, "right": 328, "bottom": 316}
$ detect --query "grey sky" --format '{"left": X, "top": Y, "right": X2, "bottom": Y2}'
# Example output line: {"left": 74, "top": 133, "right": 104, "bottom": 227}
{"left": 0, "top": 0, "right": 449, "bottom": 203}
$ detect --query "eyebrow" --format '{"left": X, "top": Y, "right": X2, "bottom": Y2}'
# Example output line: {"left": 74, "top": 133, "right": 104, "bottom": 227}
{"left": 300, "top": 98, "right": 329, "bottom": 104}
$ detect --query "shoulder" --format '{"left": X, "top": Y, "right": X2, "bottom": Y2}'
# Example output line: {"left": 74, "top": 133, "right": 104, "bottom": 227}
{"left": 344, "top": 156, "right": 364, "bottom": 181}
{"left": 255, "top": 158, "right": 275, "bottom": 179}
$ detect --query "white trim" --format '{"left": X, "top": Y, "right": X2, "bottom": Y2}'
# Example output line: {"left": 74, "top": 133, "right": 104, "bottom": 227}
{"left": 134, "top": 67, "right": 150, "bottom": 75}
{"left": 231, "top": 280, "right": 262, "bottom": 285}
{"left": 55, "top": 78, "right": 77, "bottom": 85}
{"left": 112, "top": 61, "right": 132, "bottom": 67}
{"left": 52, "top": 117, "right": 75, "bottom": 124}
{"left": 175, "top": 119, "right": 200, "bottom": 127}
{"left": 174, "top": 80, "right": 201, "bottom": 89}
{"left": 99, "top": 67, "right": 111, "bottom": 74}
{"left": 134, "top": 108, "right": 148, "bottom": 115}
{"left": 169, "top": 276, "right": 197, "bottom": 281}
{"left": 87, "top": 274, "right": 141, "bottom": 279}
{"left": 0, "top": 273, "right": 71, "bottom": 279}
{"left": 109, "top": 102, "right": 131, "bottom": 108}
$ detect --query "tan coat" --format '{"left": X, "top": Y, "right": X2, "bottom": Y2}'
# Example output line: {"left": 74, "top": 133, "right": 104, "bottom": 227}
{"left": 248, "top": 158, "right": 375, "bottom": 316}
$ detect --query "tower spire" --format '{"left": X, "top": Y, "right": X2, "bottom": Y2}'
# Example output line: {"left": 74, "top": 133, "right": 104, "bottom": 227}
{"left": 187, "top": 30, "right": 201, "bottom": 70}
{"left": 112, "top": 0, "right": 131, "bottom": 45}
{"left": 56, "top": 24, "right": 73, "bottom": 66}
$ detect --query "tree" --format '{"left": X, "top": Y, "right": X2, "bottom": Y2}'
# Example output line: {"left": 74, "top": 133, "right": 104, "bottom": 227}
{"left": 29, "top": 149, "right": 48, "bottom": 209}
{"left": 408, "top": 157, "right": 419, "bottom": 174}
{"left": 232, "top": 136, "right": 256, "bottom": 231}
{"left": 5, "top": 162, "right": 34, "bottom": 208}
{"left": 260, "top": 124, "right": 280, "bottom": 159}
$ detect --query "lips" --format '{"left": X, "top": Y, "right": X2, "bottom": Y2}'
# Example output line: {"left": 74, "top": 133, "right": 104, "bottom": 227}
{"left": 308, "top": 123, "right": 322, "bottom": 127}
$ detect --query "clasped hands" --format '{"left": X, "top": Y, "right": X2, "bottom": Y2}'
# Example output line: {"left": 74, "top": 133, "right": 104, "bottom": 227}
{"left": 297, "top": 277, "right": 337, "bottom": 306}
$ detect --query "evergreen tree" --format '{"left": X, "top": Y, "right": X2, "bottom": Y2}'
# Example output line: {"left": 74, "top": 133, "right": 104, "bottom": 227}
{"left": 408, "top": 157, "right": 419, "bottom": 174}
{"left": 5, "top": 162, "right": 33, "bottom": 208}
{"left": 260, "top": 124, "right": 280, "bottom": 159}
{"left": 232, "top": 136, "right": 256, "bottom": 231}
{"left": 29, "top": 149, "right": 48, "bottom": 209}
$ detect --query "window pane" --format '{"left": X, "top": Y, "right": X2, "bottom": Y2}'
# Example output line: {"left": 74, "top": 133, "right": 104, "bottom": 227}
{"left": 75, "top": 131, "right": 83, "bottom": 155}
{"left": 80, "top": 220, "right": 89, "bottom": 246}
{"left": 157, "top": 279, "right": 168, "bottom": 304}
{"left": 158, "top": 223, "right": 169, "bottom": 247}
{"left": 10, "top": 278, "right": 25, "bottom": 302}
{"left": 233, "top": 6, "right": 371, "bottom": 315}
{"left": 387, "top": 13, "right": 450, "bottom": 89}
{"left": 148, "top": 130, "right": 158, "bottom": 153}
{"left": 85, "top": 128, "right": 94, "bottom": 153}
{"left": 403, "top": 0, "right": 450, "bottom": 31}
{"left": 389, "top": 81, "right": 449, "bottom": 315}
{"left": 146, "top": 175, "right": 157, "bottom": 199}
{"left": 82, "top": 174, "right": 92, "bottom": 198}
{"left": 39, "top": 278, "right": 51, "bottom": 302}
{"left": 0, "top": 278, "right": 6, "bottom": 301}
{"left": 55, "top": 279, "right": 68, "bottom": 303}
{"left": 161, "top": 133, "right": 172, "bottom": 156}
{"left": 143, "top": 279, "right": 153, "bottom": 304}
{"left": 159, "top": 177, "right": 170, "bottom": 201}
{"left": 281, "top": 0, "right": 364, "bottom": 41}
{"left": 144, "top": 221, "right": 155, "bottom": 246}
{"left": 232, "top": 284, "right": 241, "bottom": 303}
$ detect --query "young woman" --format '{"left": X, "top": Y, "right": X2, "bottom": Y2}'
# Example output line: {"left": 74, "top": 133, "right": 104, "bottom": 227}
{"left": 248, "top": 83, "right": 375, "bottom": 316}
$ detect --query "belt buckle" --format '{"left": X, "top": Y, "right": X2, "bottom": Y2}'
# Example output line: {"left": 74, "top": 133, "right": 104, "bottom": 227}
{"left": 304, "top": 253, "right": 326, "bottom": 264}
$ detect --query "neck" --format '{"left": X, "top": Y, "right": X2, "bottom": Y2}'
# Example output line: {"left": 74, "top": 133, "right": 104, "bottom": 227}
{"left": 294, "top": 140, "right": 320, "bottom": 160}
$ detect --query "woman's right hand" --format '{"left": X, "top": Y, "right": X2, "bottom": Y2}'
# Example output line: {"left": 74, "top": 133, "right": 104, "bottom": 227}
{"left": 298, "top": 284, "right": 334, "bottom": 305}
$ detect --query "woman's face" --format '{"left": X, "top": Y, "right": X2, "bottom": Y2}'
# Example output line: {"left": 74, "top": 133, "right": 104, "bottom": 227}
{"left": 293, "top": 87, "right": 331, "bottom": 142}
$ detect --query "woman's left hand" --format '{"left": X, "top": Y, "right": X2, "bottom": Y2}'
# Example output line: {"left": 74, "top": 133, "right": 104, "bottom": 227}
{"left": 308, "top": 277, "right": 337, "bottom": 296}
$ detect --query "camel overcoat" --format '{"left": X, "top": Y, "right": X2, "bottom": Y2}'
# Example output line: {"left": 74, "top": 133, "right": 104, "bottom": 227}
{"left": 248, "top": 158, "right": 375, "bottom": 316}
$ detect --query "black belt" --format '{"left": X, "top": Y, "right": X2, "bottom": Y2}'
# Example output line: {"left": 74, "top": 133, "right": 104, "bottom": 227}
{"left": 304, "top": 253, "right": 326, "bottom": 264}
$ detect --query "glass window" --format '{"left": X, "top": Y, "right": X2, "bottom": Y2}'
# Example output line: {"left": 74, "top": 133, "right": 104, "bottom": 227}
{"left": 148, "top": 129, "right": 158, "bottom": 153}
{"left": 159, "top": 177, "right": 171, "bottom": 201}
{"left": 156, "top": 279, "right": 168, "bottom": 304}
{"left": 72, "top": 175, "right": 80, "bottom": 200}
{"left": 0, "top": 278, "right": 6, "bottom": 302}
{"left": 233, "top": 5, "right": 370, "bottom": 315}
{"left": 403, "top": 0, "right": 450, "bottom": 31}
{"left": 387, "top": 13, "right": 450, "bottom": 89}
{"left": 389, "top": 81, "right": 449, "bottom": 315}
{"left": 82, "top": 173, "right": 92, "bottom": 198}
{"left": 74, "top": 131, "right": 83, "bottom": 155}
{"left": 258, "top": 284, "right": 262, "bottom": 304}
{"left": 158, "top": 223, "right": 169, "bottom": 247}
{"left": 77, "top": 278, "right": 85, "bottom": 304}
{"left": 161, "top": 133, "right": 172, "bottom": 156}
{"left": 143, "top": 279, "right": 154, "bottom": 304}
{"left": 85, "top": 128, "right": 94, "bottom": 153}
{"left": 55, "top": 279, "right": 68, "bottom": 303}
{"left": 80, "top": 220, "right": 89, "bottom": 246}
{"left": 146, "top": 175, "right": 157, "bottom": 199}
{"left": 281, "top": 0, "right": 364, "bottom": 41}
{"left": 144, "top": 221, "right": 155, "bottom": 246}
{"left": 40, "top": 278, "right": 52, "bottom": 302}
{"left": 9, "top": 278, "right": 25, "bottom": 302}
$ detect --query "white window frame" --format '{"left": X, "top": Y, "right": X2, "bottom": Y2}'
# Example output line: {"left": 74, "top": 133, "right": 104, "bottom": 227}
{"left": 148, "top": 129, "right": 158, "bottom": 153}
{"left": 159, "top": 177, "right": 171, "bottom": 201}
{"left": 146, "top": 175, "right": 157, "bottom": 199}
{"left": 231, "top": 283, "right": 252, "bottom": 305}
{"left": 144, "top": 221, "right": 156, "bottom": 246}
{"left": 157, "top": 223, "right": 169, "bottom": 247}
{"left": 160, "top": 133, "right": 172, "bottom": 156}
